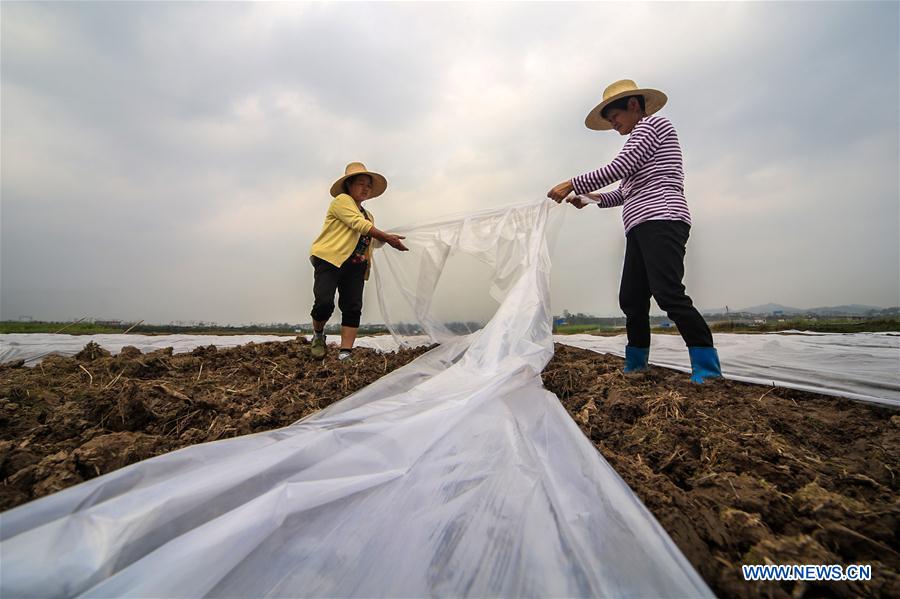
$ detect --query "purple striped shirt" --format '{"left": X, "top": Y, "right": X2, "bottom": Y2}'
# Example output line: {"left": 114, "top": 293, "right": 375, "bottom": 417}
{"left": 572, "top": 114, "right": 691, "bottom": 235}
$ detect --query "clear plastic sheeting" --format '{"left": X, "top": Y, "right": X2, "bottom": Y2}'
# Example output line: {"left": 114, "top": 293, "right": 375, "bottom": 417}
{"left": 0, "top": 199, "right": 712, "bottom": 598}
{"left": 558, "top": 332, "right": 900, "bottom": 407}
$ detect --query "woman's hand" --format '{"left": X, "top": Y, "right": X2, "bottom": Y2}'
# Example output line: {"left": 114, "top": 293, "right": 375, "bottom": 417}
{"left": 384, "top": 233, "right": 408, "bottom": 252}
{"left": 566, "top": 195, "right": 587, "bottom": 209}
{"left": 547, "top": 180, "right": 574, "bottom": 202}
{"left": 370, "top": 227, "right": 409, "bottom": 251}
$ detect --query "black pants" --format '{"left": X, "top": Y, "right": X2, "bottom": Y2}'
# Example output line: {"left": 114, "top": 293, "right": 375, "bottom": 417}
{"left": 310, "top": 256, "right": 366, "bottom": 328}
{"left": 619, "top": 220, "right": 714, "bottom": 348}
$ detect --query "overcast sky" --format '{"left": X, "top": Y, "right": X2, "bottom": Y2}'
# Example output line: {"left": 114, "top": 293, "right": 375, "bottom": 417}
{"left": 2, "top": 1, "right": 898, "bottom": 325}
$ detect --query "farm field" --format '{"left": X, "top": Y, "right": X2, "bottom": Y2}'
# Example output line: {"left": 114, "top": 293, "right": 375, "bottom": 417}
{"left": 1, "top": 339, "right": 896, "bottom": 597}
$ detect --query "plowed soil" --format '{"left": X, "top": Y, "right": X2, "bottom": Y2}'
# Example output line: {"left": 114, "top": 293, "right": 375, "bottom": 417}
{"left": 543, "top": 344, "right": 899, "bottom": 598}
{"left": 1, "top": 339, "right": 897, "bottom": 598}
{"left": 0, "top": 339, "right": 430, "bottom": 509}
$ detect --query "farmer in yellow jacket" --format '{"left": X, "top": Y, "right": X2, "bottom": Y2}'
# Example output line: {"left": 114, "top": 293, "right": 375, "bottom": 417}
{"left": 308, "top": 162, "right": 408, "bottom": 360}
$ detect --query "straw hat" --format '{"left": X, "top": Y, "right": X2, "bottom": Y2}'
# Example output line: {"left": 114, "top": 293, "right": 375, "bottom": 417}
{"left": 584, "top": 79, "right": 668, "bottom": 131}
{"left": 330, "top": 162, "right": 388, "bottom": 198}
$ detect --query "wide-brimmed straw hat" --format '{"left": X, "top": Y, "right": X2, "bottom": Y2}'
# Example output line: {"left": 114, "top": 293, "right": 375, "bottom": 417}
{"left": 330, "top": 162, "right": 388, "bottom": 198}
{"left": 584, "top": 79, "right": 668, "bottom": 131}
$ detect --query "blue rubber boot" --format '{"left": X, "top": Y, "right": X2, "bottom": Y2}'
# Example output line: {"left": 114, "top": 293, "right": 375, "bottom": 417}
{"left": 688, "top": 346, "right": 722, "bottom": 384}
{"left": 624, "top": 346, "right": 650, "bottom": 374}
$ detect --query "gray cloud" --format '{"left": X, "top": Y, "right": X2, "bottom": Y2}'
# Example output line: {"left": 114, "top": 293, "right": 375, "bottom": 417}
{"left": 2, "top": 1, "right": 897, "bottom": 324}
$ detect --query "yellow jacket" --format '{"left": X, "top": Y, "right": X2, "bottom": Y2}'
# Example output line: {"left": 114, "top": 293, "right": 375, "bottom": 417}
{"left": 310, "top": 193, "right": 375, "bottom": 278}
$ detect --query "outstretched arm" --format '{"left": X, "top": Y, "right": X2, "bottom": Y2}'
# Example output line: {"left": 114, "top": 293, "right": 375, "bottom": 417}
{"left": 576, "top": 188, "right": 625, "bottom": 208}
{"left": 331, "top": 195, "right": 407, "bottom": 251}
{"left": 369, "top": 227, "right": 409, "bottom": 251}
{"left": 560, "top": 187, "right": 625, "bottom": 209}
{"left": 548, "top": 182, "right": 625, "bottom": 210}
{"left": 571, "top": 119, "right": 662, "bottom": 194}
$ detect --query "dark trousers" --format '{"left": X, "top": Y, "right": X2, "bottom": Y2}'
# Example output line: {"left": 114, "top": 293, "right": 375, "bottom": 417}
{"left": 310, "top": 256, "right": 366, "bottom": 328}
{"left": 619, "top": 220, "right": 714, "bottom": 348}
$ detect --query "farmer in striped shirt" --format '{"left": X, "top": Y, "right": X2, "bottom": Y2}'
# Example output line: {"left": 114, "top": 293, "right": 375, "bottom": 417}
{"left": 547, "top": 79, "right": 721, "bottom": 384}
